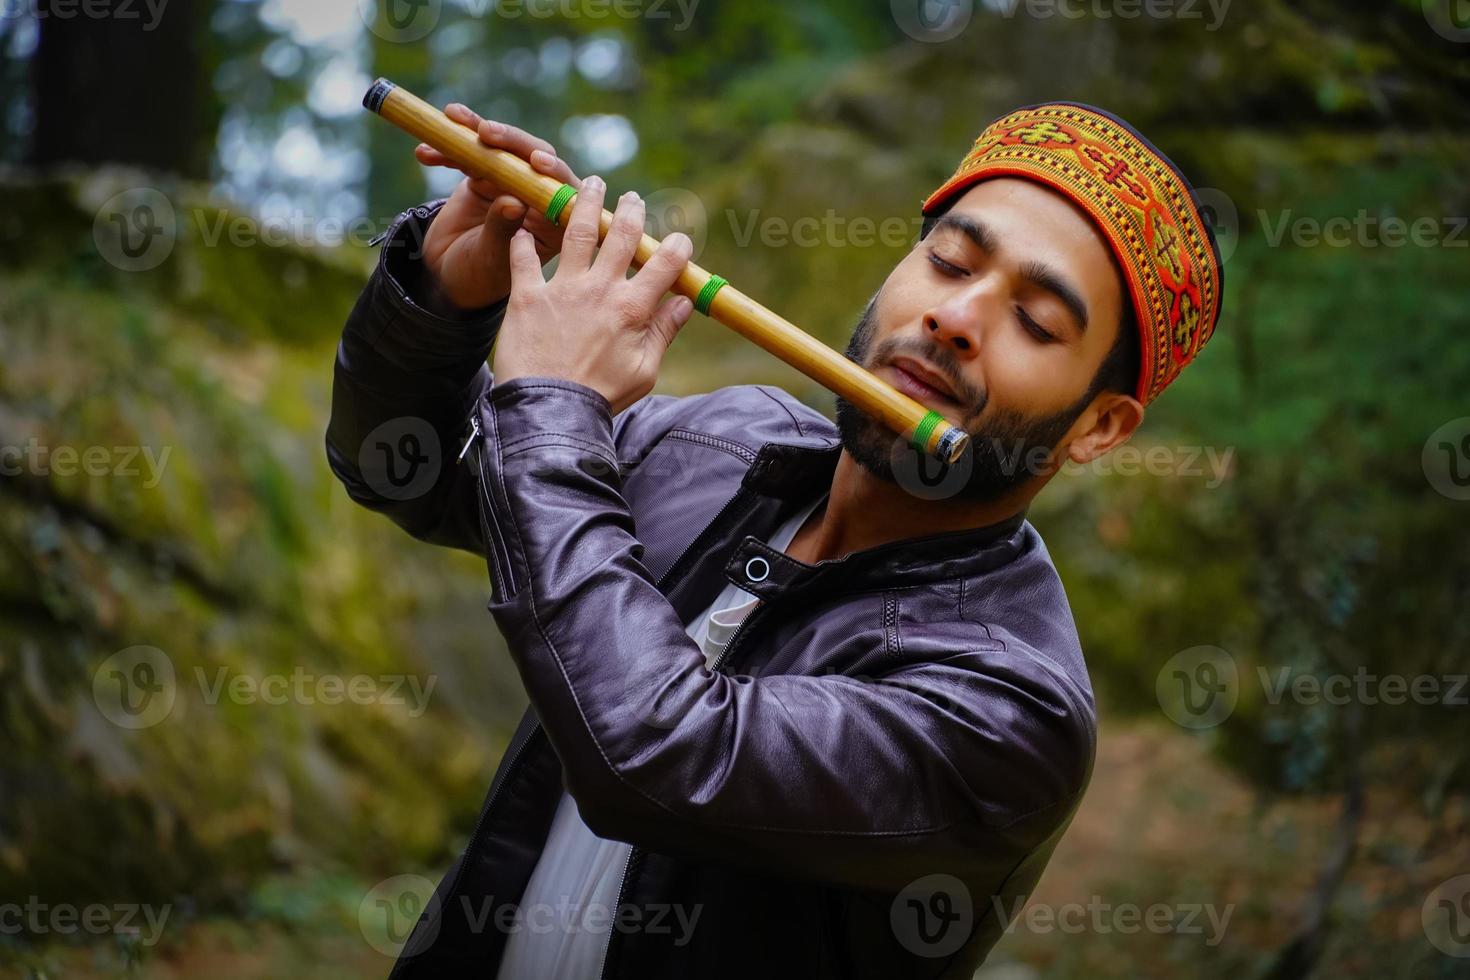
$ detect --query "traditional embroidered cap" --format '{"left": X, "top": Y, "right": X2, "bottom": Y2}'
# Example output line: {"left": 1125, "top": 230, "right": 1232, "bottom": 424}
{"left": 921, "top": 103, "right": 1223, "bottom": 405}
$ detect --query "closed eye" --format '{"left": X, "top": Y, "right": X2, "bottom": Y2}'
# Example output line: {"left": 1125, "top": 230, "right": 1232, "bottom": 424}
{"left": 927, "top": 250, "right": 967, "bottom": 277}
{"left": 1016, "top": 305, "right": 1059, "bottom": 344}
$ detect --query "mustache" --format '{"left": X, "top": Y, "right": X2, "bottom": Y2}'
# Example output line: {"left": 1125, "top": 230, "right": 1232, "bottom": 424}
{"left": 870, "top": 335, "right": 983, "bottom": 412}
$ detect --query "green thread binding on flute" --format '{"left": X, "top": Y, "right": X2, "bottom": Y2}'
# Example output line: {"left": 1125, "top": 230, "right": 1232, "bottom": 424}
{"left": 694, "top": 275, "right": 728, "bottom": 315}
{"left": 910, "top": 410, "right": 943, "bottom": 453}
{"left": 545, "top": 184, "right": 577, "bottom": 224}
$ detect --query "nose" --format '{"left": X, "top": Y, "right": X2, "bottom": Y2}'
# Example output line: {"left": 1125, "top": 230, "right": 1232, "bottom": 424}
{"left": 923, "top": 287, "right": 987, "bottom": 357}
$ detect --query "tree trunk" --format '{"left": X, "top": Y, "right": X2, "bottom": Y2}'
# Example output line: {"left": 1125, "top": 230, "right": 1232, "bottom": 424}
{"left": 30, "top": 0, "right": 215, "bottom": 178}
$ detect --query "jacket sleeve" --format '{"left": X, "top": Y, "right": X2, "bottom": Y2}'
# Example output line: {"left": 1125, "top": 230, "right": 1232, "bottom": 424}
{"left": 325, "top": 201, "right": 699, "bottom": 555}
{"left": 474, "top": 376, "right": 1097, "bottom": 893}
{"left": 324, "top": 200, "right": 504, "bottom": 555}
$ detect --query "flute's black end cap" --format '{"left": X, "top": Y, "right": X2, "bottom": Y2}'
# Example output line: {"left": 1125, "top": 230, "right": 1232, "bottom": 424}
{"left": 363, "top": 78, "right": 396, "bottom": 114}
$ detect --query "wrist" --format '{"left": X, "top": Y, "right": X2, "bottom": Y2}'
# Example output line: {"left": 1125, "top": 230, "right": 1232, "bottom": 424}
{"left": 422, "top": 271, "right": 507, "bottom": 322}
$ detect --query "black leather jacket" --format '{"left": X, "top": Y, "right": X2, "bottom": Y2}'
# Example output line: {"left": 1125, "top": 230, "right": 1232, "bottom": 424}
{"left": 326, "top": 202, "right": 1098, "bottom": 979}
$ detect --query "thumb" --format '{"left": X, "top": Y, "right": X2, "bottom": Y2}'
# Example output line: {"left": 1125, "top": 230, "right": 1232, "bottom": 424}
{"left": 646, "top": 294, "right": 695, "bottom": 350}
{"left": 483, "top": 194, "right": 529, "bottom": 243}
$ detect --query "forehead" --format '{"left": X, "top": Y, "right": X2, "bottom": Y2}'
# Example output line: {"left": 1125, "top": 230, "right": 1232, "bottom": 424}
{"left": 942, "top": 177, "right": 1124, "bottom": 315}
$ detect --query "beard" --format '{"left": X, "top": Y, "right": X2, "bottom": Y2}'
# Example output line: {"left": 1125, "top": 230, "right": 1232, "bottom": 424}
{"left": 834, "top": 295, "right": 1095, "bottom": 504}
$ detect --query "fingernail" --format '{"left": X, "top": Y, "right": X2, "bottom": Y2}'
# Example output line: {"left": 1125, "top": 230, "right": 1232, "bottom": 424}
{"left": 587, "top": 175, "right": 604, "bottom": 191}
{"left": 676, "top": 297, "right": 694, "bottom": 317}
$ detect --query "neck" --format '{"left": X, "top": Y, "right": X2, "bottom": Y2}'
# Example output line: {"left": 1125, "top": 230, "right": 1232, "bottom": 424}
{"left": 790, "top": 450, "right": 1033, "bottom": 564}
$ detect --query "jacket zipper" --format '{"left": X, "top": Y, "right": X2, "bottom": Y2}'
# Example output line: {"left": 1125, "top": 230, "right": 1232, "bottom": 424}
{"left": 595, "top": 550, "right": 776, "bottom": 978}
{"left": 598, "top": 849, "right": 636, "bottom": 979}
{"left": 455, "top": 423, "right": 763, "bottom": 978}
{"left": 463, "top": 409, "right": 520, "bottom": 600}
{"left": 456, "top": 412, "right": 481, "bottom": 463}
{"left": 596, "top": 486, "right": 758, "bottom": 980}
{"left": 391, "top": 723, "right": 544, "bottom": 980}
{"left": 709, "top": 597, "right": 773, "bottom": 675}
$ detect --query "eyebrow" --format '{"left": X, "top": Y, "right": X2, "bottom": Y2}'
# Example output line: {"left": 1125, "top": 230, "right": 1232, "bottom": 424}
{"left": 931, "top": 213, "right": 1091, "bottom": 334}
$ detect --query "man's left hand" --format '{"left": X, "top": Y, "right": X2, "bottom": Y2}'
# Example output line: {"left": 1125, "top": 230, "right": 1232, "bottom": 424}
{"left": 492, "top": 174, "right": 696, "bottom": 416}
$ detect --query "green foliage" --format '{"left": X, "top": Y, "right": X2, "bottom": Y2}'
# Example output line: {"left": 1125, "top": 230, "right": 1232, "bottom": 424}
{"left": 0, "top": 175, "right": 524, "bottom": 929}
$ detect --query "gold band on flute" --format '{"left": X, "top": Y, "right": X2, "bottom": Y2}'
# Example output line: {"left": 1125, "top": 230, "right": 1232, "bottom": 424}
{"left": 363, "top": 78, "right": 970, "bottom": 463}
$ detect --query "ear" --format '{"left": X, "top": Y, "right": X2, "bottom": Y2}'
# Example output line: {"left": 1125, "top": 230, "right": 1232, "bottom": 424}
{"left": 1066, "top": 391, "right": 1144, "bottom": 465}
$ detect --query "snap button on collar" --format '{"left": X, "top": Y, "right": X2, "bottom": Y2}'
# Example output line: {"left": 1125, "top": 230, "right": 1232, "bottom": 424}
{"left": 744, "top": 556, "right": 770, "bottom": 582}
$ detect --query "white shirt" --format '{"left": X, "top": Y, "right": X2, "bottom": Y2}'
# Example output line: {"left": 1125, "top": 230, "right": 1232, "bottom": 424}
{"left": 493, "top": 492, "right": 827, "bottom": 979}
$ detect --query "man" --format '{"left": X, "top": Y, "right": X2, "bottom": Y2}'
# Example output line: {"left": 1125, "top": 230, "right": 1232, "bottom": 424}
{"left": 326, "top": 101, "right": 1222, "bottom": 978}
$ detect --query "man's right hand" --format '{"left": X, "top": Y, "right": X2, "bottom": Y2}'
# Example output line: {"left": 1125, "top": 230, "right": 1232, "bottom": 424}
{"left": 413, "top": 103, "right": 582, "bottom": 314}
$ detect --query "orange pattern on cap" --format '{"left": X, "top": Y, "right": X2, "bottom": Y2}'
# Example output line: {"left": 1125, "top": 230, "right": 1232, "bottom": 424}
{"left": 921, "top": 103, "right": 1223, "bottom": 404}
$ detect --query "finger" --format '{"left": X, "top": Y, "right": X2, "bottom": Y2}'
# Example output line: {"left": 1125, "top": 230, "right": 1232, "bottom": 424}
{"left": 628, "top": 232, "right": 694, "bottom": 310}
{"left": 645, "top": 294, "right": 696, "bottom": 351}
{"left": 444, "top": 106, "right": 483, "bottom": 148}
{"left": 507, "top": 228, "right": 545, "bottom": 294}
{"left": 477, "top": 118, "right": 556, "bottom": 162}
{"left": 445, "top": 103, "right": 482, "bottom": 130}
{"left": 559, "top": 174, "right": 605, "bottom": 271}
{"left": 529, "top": 148, "right": 580, "bottom": 190}
{"left": 414, "top": 144, "right": 458, "bottom": 169}
{"left": 464, "top": 177, "right": 502, "bottom": 201}
{"left": 484, "top": 194, "right": 528, "bottom": 238}
{"left": 594, "top": 192, "right": 645, "bottom": 277}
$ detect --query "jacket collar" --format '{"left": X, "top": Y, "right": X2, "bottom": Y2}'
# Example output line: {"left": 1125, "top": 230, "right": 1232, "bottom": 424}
{"left": 726, "top": 437, "right": 1029, "bottom": 600}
